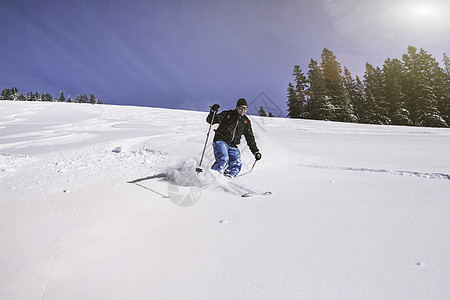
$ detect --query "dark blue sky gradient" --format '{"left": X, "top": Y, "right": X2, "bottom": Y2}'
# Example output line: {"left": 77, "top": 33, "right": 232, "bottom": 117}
{"left": 1, "top": 0, "right": 449, "bottom": 113}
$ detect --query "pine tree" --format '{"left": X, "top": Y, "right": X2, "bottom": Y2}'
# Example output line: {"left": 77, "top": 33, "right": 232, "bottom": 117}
{"left": 58, "top": 91, "right": 66, "bottom": 102}
{"left": 437, "top": 53, "right": 450, "bottom": 125}
{"left": 13, "top": 87, "right": 19, "bottom": 101}
{"left": 362, "top": 63, "right": 390, "bottom": 124}
{"left": 354, "top": 76, "right": 366, "bottom": 123}
{"left": 28, "top": 92, "right": 36, "bottom": 101}
{"left": 305, "top": 59, "right": 333, "bottom": 120}
{"left": 402, "top": 46, "right": 446, "bottom": 127}
{"left": 343, "top": 67, "right": 364, "bottom": 122}
{"left": 89, "top": 94, "right": 96, "bottom": 104}
{"left": 383, "top": 58, "right": 410, "bottom": 125}
{"left": 293, "top": 65, "right": 308, "bottom": 117}
{"left": 286, "top": 65, "right": 307, "bottom": 118}
{"left": 67, "top": 95, "right": 73, "bottom": 103}
{"left": 286, "top": 82, "right": 298, "bottom": 118}
{"left": 287, "top": 82, "right": 302, "bottom": 118}
{"left": 1, "top": 88, "right": 10, "bottom": 100}
{"left": 41, "top": 93, "right": 53, "bottom": 102}
{"left": 259, "top": 107, "right": 267, "bottom": 117}
{"left": 443, "top": 53, "right": 450, "bottom": 76}
{"left": 1, "top": 87, "right": 20, "bottom": 101}
{"left": 320, "top": 49, "right": 355, "bottom": 122}
{"left": 402, "top": 46, "right": 422, "bottom": 124}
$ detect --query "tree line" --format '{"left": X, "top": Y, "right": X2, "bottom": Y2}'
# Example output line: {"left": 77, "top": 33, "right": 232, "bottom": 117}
{"left": 287, "top": 46, "right": 450, "bottom": 127}
{"left": 258, "top": 106, "right": 274, "bottom": 117}
{"left": 0, "top": 87, "right": 103, "bottom": 104}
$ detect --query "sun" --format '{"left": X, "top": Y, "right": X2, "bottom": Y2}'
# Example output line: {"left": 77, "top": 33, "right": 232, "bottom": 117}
{"left": 409, "top": 3, "right": 439, "bottom": 19}
{"left": 392, "top": 1, "right": 446, "bottom": 31}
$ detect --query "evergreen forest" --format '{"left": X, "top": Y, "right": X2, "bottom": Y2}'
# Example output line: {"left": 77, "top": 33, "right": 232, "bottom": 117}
{"left": 287, "top": 46, "right": 450, "bottom": 127}
{"left": 1, "top": 87, "right": 103, "bottom": 105}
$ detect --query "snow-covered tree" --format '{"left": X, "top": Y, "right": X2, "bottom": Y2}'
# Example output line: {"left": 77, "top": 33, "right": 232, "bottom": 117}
{"left": 41, "top": 93, "right": 53, "bottom": 102}
{"left": 58, "top": 91, "right": 66, "bottom": 102}
{"left": 305, "top": 59, "right": 333, "bottom": 120}
{"left": 286, "top": 82, "right": 297, "bottom": 118}
{"left": 443, "top": 53, "right": 450, "bottom": 76}
{"left": 362, "top": 63, "right": 390, "bottom": 124}
{"left": 402, "top": 46, "right": 447, "bottom": 127}
{"left": 436, "top": 53, "right": 450, "bottom": 125}
{"left": 1, "top": 88, "right": 10, "bottom": 100}
{"left": 287, "top": 45, "right": 448, "bottom": 127}
{"left": 286, "top": 65, "right": 308, "bottom": 118}
{"left": 320, "top": 48, "right": 355, "bottom": 122}
{"left": 90, "top": 94, "right": 96, "bottom": 104}
{"left": 383, "top": 58, "right": 410, "bottom": 125}
{"left": 343, "top": 67, "right": 364, "bottom": 122}
{"left": 1, "top": 87, "right": 20, "bottom": 101}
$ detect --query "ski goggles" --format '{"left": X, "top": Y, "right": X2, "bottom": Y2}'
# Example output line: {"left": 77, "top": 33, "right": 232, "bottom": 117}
{"left": 238, "top": 106, "right": 248, "bottom": 111}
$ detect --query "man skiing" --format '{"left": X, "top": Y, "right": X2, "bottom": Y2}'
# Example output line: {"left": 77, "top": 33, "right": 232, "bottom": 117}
{"left": 206, "top": 98, "right": 262, "bottom": 178}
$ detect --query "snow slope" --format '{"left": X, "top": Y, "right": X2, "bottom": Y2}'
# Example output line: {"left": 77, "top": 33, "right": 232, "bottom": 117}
{"left": 1, "top": 101, "right": 449, "bottom": 299}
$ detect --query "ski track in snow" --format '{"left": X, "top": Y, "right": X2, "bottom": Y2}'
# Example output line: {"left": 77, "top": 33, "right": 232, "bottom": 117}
{"left": 41, "top": 195, "right": 61, "bottom": 300}
{"left": 298, "top": 164, "right": 450, "bottom": 180}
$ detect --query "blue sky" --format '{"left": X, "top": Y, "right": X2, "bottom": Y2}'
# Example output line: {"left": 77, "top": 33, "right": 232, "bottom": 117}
{"left": 1, "top": 0, "right": 449, "bottom": 114}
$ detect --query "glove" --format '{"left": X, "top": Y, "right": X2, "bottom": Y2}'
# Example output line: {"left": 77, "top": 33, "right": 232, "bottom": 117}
{"left": 254, "top": 152, "right": 262, "bottom": 161}
{"left": 210, "top": 104, "right": 220, "bottom": 113}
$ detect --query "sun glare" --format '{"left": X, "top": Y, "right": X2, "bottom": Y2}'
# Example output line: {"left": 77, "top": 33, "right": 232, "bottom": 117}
{"left": 392, "top": 1, "right": 446, "bottom": 31}
{"left": 409, "top": 3, "right": 439, "bottom": 19}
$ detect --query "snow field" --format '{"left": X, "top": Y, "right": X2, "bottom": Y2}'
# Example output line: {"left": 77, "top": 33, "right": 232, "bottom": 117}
{"left": 1, "top": 101, "right": 450, "bottom": 299}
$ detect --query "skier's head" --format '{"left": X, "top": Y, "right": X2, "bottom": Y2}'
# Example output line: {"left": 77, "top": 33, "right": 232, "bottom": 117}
{"left": 236, "top": 98, "right": 248, "bottom": 116}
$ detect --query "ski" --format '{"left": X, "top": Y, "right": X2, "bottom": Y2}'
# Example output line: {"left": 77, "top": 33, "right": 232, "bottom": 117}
{"left": 241, "top": 191, "right": 272, "bottom": 198}
{"left": 223, "top": 179, "right": 272, "bottom": 197}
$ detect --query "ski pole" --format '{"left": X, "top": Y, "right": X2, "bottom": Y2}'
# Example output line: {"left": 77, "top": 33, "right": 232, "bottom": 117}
{"left": 248, "top": 159, "right": 257, "bottom": 173}
{"left": 196, "top": 110, "right": 216, "bottom": 174}
{"left": 236, "top": 159, "right": 258, "bottom": 178}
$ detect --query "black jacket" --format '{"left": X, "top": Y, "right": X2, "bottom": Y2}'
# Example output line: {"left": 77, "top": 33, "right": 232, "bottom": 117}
{"left": 206, "top": 109, "right": 259, "bottom": 154}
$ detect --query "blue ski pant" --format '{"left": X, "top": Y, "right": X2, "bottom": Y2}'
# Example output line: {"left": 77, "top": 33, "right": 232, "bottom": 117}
{"left": 211, "top": 141, "right": 242, "bottom": 177}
